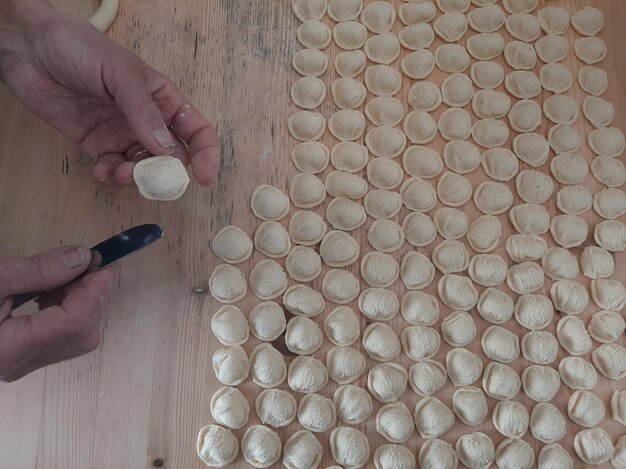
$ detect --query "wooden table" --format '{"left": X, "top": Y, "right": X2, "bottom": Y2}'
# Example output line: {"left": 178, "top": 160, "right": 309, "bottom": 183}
{"left": 0, "top": 1, "right": 624, "bottom": 468}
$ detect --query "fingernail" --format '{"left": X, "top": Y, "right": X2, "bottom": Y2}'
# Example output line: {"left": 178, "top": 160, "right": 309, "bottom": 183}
{"left": 153, "top": 129, "right": 176, "bottom": 149}
{"left": 60, "top": 247, "right": 87, "bottom": 269}
{"left": 99, "top": 175, "right": 114, "bottom": 183}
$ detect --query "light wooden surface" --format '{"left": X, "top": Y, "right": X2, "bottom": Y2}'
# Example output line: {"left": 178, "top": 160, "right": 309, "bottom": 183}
{"left": 0, "top": 0, "right": 624, "bottom": 468}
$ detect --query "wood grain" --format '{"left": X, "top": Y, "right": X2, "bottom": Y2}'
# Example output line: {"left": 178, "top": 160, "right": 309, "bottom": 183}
{"left": 0, "top": 1, "right": 624, "bottom": 468}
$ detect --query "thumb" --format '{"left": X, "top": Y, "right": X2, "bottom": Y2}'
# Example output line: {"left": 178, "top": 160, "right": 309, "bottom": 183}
{"left": 104, "top": 62, "right": 176, "bottom": 156}
{"left": 0, "top": 246, "right": 91, "bottom": 298}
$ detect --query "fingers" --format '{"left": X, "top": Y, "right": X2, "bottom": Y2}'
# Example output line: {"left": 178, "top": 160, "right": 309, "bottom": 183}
{"left": 0, "top": 266, "right": 115, "bottom": 381}
{"left": 0, "top": 246, "right": 91, "bottom": 298}
{"left": 103, "top": 62, "right": 177, "bottom": 157}
{"left": 149, "top": 72, "right": 221, "bottom": 185}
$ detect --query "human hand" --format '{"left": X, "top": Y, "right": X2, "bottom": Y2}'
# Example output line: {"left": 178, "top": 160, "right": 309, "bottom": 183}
{"left": 0, "top": 0, "right": 220, "bottom": 189}
{"left": 0, "top": 246, "right": 116, "bottom": 382}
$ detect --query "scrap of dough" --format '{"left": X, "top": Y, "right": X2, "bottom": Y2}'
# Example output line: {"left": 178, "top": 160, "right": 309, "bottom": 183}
{"left": 212, "top": 225, "right": 253, "bottom": 264}
{"left": 324, "top": 306, "right": 360, "bottom": 346}
{"left": 255, "top": 389, "right": 297, "bottom": 428}
{"left": 196, "top": 424, "right": 239, "bottom": 468}
{"left": 133, "top": 156, "right": 190, "bottom": 201}
{"left": 241, "top": 425, "right": 282, "bottom": 468}
{"left": 283, "top": 430, "right": 323, "bottom": 469}
{"left": 209, "top": 264, "right": 247, "bottom": 304}
{"left": 89, "top": 0, "right": 119, "bottom": 32}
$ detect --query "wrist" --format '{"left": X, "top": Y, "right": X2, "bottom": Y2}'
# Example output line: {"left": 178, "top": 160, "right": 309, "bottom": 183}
{"left": 0, "top": 1, "right": 54, "bottom": 54}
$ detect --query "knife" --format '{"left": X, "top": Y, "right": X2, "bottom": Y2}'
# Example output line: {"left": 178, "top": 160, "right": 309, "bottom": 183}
{"left": 11, "top": 224, "right": 164, "bottom": 310}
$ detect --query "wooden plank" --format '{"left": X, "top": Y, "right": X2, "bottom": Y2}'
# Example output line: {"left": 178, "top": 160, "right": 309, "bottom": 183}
{"left": 0, "top": 1, "right": 623, "bottom": 468}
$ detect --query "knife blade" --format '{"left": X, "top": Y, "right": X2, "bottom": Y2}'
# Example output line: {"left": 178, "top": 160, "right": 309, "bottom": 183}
{"left": 11, "top": 224, "right": 164, "bottom": 310}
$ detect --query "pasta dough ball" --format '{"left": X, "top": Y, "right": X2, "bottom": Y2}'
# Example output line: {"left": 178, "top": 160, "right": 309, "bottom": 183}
{"left": 361, "top": 0, "right": 395, "bottom": 33}
{"left": 365, "top": 97, "right": 405, "bottom": 127}
{"left": 589, "top": 126, "right": 625, "bottom": 157}
{"left": 334, "top": 384, "right": 373, "bottom": 424}
{"left": 399, "top": 23, "right": 436, "bottom": 50}
{"left": 521, "top": 365, "right": 560, "bottom": 402}
{"left": 481, "top": 148, "right": 518, "bottom": 181}
{"left": 495, "top": 438, "right": 534, "bottom": 469}
{"left": 256, "top": 389, "right": 297, "bottom": 428}
{"left": 550, "top": 215, "right": 588, "bottom": 248}
{"left": 241, "top": 425, "right": 282, "bottom": 468}
{"left": 578, "top": 66, "right": 609, "bottom": 97}
{"left": 506, "top": 234, "right": 547, "bottom": 263}
{"left": 513, "top": 132, "right": 549, "bottom": 167}
{"left": 432, "top": 239, "right": 469, "bottom": 274}
{"left": 574, "top": 427, "right": 614, "bottom": 465}
{"left": 401, "top": 50, "right": 436, "bottom": 80}
{"left": 441, "top": 311, "right": 476, "bottom": 347}
{"left": 551, "top": 280, "right": 589, "bottom": 315}
{"left": 438, "top": 108, "right": 472, "bottom": 141}
{"left": 435, "top": 11, "right": 469, "bottom": 42}
{"left": 472, "top": 118, "right": 509, "bottom": 149}
{"left": 213, "top": 346, "right": 249, "bottom": 386}
{"left": 331, "top": 78, "right": 366, "bottom": 111}
{"left": 367, "top": 219, "right": 405, "bottom": 253}
{"left": 537, "top": 6, "right": 569, "bottom": 34}
{"left": 407, "top": 82, "right": 441, "bottom": 112}
{"left": 291, "top": 76, "right": 326, "bottom": 109}
{"left": 363, "top": 323, "right": 401, "bottom": 362}
{"left": 286, "top": 316, "right": 323, "bottom": 355}
{"left": 541, "top": 247, "right": 579, "bottom": 280}
{"left": 438, "top": 274, "right": 478, "bottom": 310}
{"left": 467, "top": 215, "right": 502, "bottom": 253}
{"left": 474, "top": 181, "right": 513, "bottom": 215}
{"left": 557, "top": 315, "right": 592, "bottom": 355}
{"left": 521, "top": 331, "right": 559, "bottom": 365}
{"left": 492, "top": 400, "right": 529, "bottom": 439}
{"left": 289, "top": 210, "right": 327, "bottom": 246}
{"left": 251, "top": 184, "right": 290, "bottom": 221}
{"left": 437, "top": 172, "right": 473, "bottom": 207}
{"left": 364, "top": 33, "right": 400, "bottom": 65}
{"left": 297, "top": 393, "right": 337, "bottom": 433}
{"left": 196, "top": 424, "right": 239, "bottom": 467}
{"left": 418, "top": 439, "right": 458, "bottom": 469}
{"left": 408, "top": 360, "right": 447, "bottom": 397}
{"left": 592, "top": 343, "right": 626, "bottom": 380}
{"left": 359, "top": 288, "right": 399, "bottom": 321}
{"left": 595, "top": 220, "right": 626, "bottom": 252}
{"left": 583, "top": 95, "right": 614, "bottom": 128}
{"left": 376, "top": 402, "right": 414, "bottom": 443}
{"left": 504, "top": 41, "right": 537, "bottom": 71}
{"left": 482, "top": 362, "right": 521, "bottom": 400}
{"left": 591, "top": 278, "right": 626, "bottom": 311}
{"left": 558, "top": 356, "right": 598, "bottom": 391}
{"left": 254, "top": 220, "right": 291, "bottom": 258}
{"left": 286, "top": 246, "right": 321, "bottom": 282}
{"left": 320, "top": 230, "right": 360, "bottom": 267}
{"left": 435, "top": 44, "right": 471, "bottom": 73}
{"left": 209, "top": 264, "right": 247, "bottom": 304}
{"left": 455, "top": 432, "right": 495, "bottom": 469}
{"left": 567, "top": 390, "right": 605, "bottom": 428}
{"left": 588, "top": 310, "right": 625, "bottom": 344}
{"left": 400, "top": 177, "right": 438, "bottom": 212}
{"left": 550, "top": 153, "right": 588, "bottom": 185}
{"left": 537, "top": 444, "right": 572, "bottom": 469}
{"left": 401, "top": 326, "right": 441, "bottom": 361}
{"left": 361, "top": 252, "right": 400, "bottom": 288}
{"left": 401, "top": 252, "right": 435, "bottom": 290}
{"left": 293, "top": 48, "right": 328, "bottom": 77}
{"left": 283, "top": 284, "right": 325, "bottom": 318}
{"left": 468, "top": 4, "right": 505, "bottom": 32}
{"left": 514, "top": 294, "right": 553, "bottom": 331}
{"left": 288, "top": 111, "right": 326, "bottom": 142}
{"left": 556, "top": 185, "right": 593, "bottom": 215}
{"left": 133, "top": 156, "right": 190, "bottom": 201}
{"left": 364, "top": 190, "right": 402, "bottom": 220}
{"left": 468, "top": 254, "right": 507, "bottom": 287}
{"left": 477, "top": 287, "right": 514, "bottom": 324}
{"left": 210, "top": 386, "right": 249, "bottom": 429}
{"left": 442, "top": 140, "right": 481, "bottom": 174}
{"left": 446, "top": 347, "right": 483, "bottom": 386}
{"left": 404, "top": 110, "right": 438, "bottom": 144}
{"left": 471, "top": 60, "right": 504, "bottom": 89}
{"left": 374, "top": 444, "right": 416, "bottom": 469}
{"left": 516, "top": 170, "right": 553, "bottom": 204}
{"left": 212, "top": 225, "right": 253, "bottom": 264}
{"left": 333, "top": 21, "right": 367, "bottom": 50}
{"left": 590, "top": 157, "right": 626, "bottom": 190}
{"left": 548, "top": 124, "right": 581, "bottom": 154}
{"left": 452, "top": 386, "right": 488, "bottom": 425}
{"left": 328, "top": 110, "right": 366, "bottom": 142}
{"left": 324, "top": 306, "right": 360, "bottom": 346}
{"left": 536, "top": 34, "right": 569, "bottom": 63}
{"left": 211, "top": 305, "right": 249, "bottom": 346}
{"left": 335, "top": 50, "right": 366, "bottom": 78}
{"left": 330, "top": 427, "right": 370, "bottom": 469}
{"left": 505, "top": 12, "right": 541, "bottom": 42}
{"left": 250, "top": 343, "right": 287, "bottom": 388}
{"left": 481, "top": 326, "right": 520, "bottom": 363}
{"left": 413, "top": 397, "right": 454, "bottom": 439}
{"left": 472, "top": 89, "right": 511, "bottom": 118}
{"left": 283, "top": 430, "right": 323, "bottom": 469}
{"left": 365, "top": 65, "right": 402, "bottom": 97}
{"left": 594, "top": 188, "right": 626, "bottom": 220}
{"left": 322, "top": 269, "right": 360, "bottom": 304}
{"left": 290, "top": 173, "right": 326, "bottom": 209}
{"left": 571, "top": 6, "right": 604, "bottom": 36}
{"left": 327, "top": 0, "right": 363, "bottom": 22}
{"left": 403, "top": 212, "right": 437, "bottom": 247}
{"left": 249, "top": 301, "right": 286, "bottom": 341}
{"left": 367, "top": 362, "right": 408, "bottom": 403}
{"left": 506, "top": 261, "right": 544, "bottom": 295}
{"left": 580, "top": 245, "right": 614, "bottom": 279}
{"left": 530, "top": 402, "right": 567, "bottom": 444}
{"left": 365, "top": 127, "right": 407, "bottom": 159}
{"left": 288, "top": 356, "right": 328, "bottom": 394}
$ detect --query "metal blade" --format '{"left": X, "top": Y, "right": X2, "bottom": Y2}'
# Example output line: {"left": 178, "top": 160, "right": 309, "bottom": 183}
{"left": 89, "top": 224, "right": 164, "bottom": 270}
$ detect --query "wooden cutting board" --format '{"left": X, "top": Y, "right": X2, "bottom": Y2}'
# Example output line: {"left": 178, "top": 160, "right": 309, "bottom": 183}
{"left": 0, "top": 0, "right": 624, "bottom": 468}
